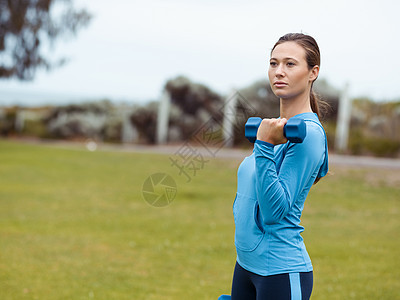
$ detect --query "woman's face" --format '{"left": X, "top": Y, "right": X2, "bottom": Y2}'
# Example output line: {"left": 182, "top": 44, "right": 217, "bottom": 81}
{"left": 268, "top": 41, "right": 318, "bottom": 100}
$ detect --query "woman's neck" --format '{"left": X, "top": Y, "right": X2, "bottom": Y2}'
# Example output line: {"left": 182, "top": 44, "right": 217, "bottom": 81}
{"left": 280, "top": 93, "right": 312, "bottom": 119}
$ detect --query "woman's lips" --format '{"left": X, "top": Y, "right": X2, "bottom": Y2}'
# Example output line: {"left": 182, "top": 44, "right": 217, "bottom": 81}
{"left": 274, "top": 81, "right": 288, "bottom": 88}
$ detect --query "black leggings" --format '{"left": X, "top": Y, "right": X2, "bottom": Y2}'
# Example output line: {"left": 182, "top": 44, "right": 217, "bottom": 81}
{"left": 231, "top": 262, "right": 313, "bottom": 300}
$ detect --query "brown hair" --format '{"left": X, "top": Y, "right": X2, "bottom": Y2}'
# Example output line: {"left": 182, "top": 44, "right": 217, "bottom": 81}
{"left": 271, "top": 33, "right": 328, "bottom": 119}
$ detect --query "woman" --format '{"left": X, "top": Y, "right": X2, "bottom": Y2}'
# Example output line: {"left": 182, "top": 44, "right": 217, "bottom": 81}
{"left": 231, "top": 33, "right": 329, "bottom": 299}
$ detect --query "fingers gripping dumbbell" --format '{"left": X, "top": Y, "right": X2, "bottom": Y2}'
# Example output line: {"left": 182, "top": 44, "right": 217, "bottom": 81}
{"left": 245, "top": 117, "right": 307, "bottom": 143}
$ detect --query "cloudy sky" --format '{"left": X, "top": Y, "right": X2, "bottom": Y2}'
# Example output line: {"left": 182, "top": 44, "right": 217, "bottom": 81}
{"left": 1, "top": 0, "right": 399, "bottom": 106}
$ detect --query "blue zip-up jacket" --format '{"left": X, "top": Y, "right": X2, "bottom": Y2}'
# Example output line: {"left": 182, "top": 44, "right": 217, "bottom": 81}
{"left": 233, "top": 112, "right": 328, "bottom": 276}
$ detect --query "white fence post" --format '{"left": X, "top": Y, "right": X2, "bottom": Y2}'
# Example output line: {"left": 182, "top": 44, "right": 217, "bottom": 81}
{"left": 335, "top": 83, "right": 352, "bottom": 152}
{"left": 121, "top": 104, "right": 137, "bottom": 143}
{"left": 223, "top": 90, "right": 238, "bottom": 148}
{"left": 156, "top": 89, "right": 171, "bottom": 145}
{"left": 15, "top": 109, "right": 25, "bottom": 133}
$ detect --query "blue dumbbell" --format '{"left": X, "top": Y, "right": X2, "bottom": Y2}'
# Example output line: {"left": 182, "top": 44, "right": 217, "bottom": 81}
{"left": 245, "top": 117, "right": 306, "bottom": 143}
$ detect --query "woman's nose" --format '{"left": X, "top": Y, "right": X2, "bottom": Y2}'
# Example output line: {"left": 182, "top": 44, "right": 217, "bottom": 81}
{"left": 275, "top": 64, "right": 285, "bottom": 76}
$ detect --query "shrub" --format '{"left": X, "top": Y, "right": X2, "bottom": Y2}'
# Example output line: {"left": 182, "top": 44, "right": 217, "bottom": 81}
{"left": 364, "top": 137, "right": 400, "bottom": 158}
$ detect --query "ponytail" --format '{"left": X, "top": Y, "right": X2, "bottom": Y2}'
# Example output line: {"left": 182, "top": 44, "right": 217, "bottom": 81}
{"left": 310, "top": 85, "right": 329, "bottom": 120}
{"left": 310, "top": 88, "right": 320, "bottom": 118}
{"left": 310, "top": 85, "right": 330, "bottom": 185}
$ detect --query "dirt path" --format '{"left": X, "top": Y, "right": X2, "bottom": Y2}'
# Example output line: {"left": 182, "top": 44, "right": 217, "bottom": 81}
{"left": 11, "top": 137, "right": 400, "bottom": 169}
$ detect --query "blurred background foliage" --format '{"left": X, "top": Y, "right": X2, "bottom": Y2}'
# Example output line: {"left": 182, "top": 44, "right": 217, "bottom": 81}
{"left": 1, "top": 75, "right": 400, "bottom": 158}
{"left": 348, "top": 99, "right": 400, "bottom": 157}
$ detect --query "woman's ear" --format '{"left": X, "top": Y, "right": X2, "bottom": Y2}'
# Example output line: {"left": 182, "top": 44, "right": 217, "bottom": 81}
{"left": 309, "top": 65, "right": 319, "bottom": 82}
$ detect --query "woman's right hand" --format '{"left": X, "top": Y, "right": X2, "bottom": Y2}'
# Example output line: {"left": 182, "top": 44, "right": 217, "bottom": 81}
{"left": 256, "top": 118, "right": 288, "bottom": 145}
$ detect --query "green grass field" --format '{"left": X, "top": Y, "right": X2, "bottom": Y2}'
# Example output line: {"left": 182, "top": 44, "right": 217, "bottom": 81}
{"left": 1, "top": 140, "right": 399, "bottom": 299}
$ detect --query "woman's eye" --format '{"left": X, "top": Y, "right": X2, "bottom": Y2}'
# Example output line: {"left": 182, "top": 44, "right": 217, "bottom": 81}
{"left": 287, "top": 62, "right": 295, "bottom": 67}
{"left": 270, "top": 62, "right": 277, "bottom": 67}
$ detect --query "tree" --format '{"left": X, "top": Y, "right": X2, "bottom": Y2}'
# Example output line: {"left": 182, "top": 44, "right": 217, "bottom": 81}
{"left": 237, "top": 79, "right": 280, "bottom": 118}
{"left": 0, "top": 0, "right": 91, "bottom": 80}
{"left": 130, "top": 101, "right": 158, "bottom": 144}
{"left": 165, "top": 75, "right": 223, "bottom": 118}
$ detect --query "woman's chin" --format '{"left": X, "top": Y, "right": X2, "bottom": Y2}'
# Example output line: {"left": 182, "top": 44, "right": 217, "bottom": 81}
{"left": 274, "top": 91, "right": 290, "bottom": 99}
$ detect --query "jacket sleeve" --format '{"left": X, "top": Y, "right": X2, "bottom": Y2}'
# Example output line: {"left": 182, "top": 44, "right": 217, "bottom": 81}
{"left": 254, "top": 124, "right": 326, "bottom": 225}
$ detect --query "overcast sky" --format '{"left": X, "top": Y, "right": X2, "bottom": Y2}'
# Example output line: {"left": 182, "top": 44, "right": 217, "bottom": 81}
{"left": 1, "top": 0, "right": 399, "bottom": 106}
